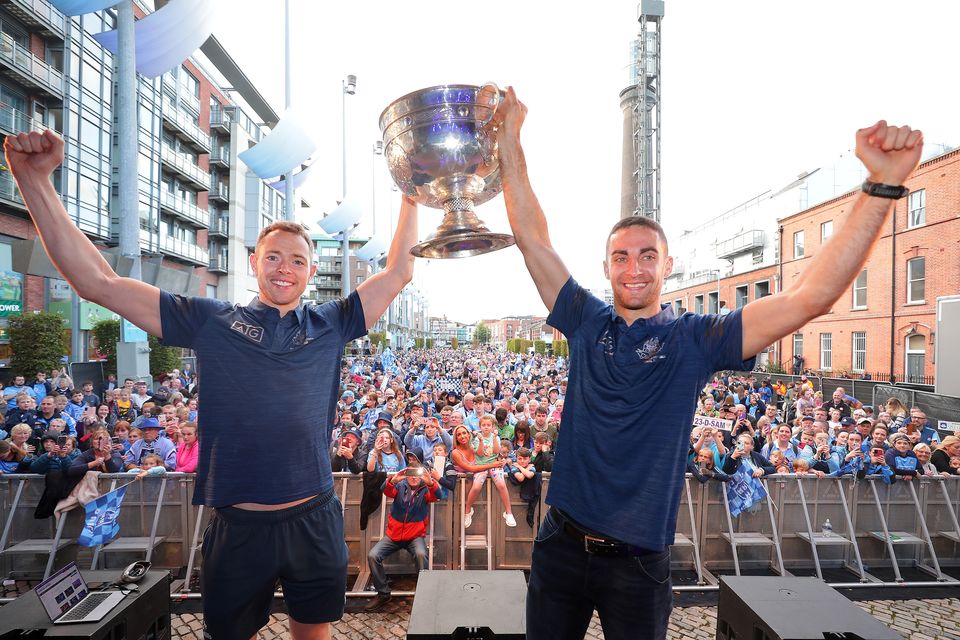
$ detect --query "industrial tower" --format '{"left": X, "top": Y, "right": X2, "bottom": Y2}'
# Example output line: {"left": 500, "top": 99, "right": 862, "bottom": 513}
{"left": 619, "top": 0, "right": 664, "bottom": 222}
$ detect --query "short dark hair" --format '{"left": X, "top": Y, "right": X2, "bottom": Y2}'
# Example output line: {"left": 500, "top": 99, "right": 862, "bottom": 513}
{"left": 256, "top": 221, "right": 312, "bottom": 254}
{"left": 605, "top": 216, "right": 669, "bottom": 257}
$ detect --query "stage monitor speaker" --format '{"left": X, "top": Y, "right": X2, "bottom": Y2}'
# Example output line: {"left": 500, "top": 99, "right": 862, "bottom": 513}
{"left": 717, "top": 576, "right": 903, "bottom": 640}
{"left": 406, "top": 570, "right": 526, "bottom": 639}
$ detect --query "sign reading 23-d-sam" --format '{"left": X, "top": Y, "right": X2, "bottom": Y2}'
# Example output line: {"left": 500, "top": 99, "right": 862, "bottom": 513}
{"left": 692, "top": 414, "right": 734, "bottom": 432}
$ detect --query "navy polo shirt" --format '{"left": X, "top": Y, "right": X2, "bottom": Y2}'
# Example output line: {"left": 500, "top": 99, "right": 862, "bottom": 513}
{"left": 546, "top": 277, "right": 755, "bottom": 550}
{"left": 159, "top": 291, "right": 366, "bottom": 506}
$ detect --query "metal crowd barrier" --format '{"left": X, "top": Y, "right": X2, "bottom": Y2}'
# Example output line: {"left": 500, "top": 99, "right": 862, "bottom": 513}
{"left": 2, "top": 473, "right": 959, "bottom": 594}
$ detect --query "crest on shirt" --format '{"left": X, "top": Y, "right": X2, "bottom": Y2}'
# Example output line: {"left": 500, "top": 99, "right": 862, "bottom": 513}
{"left": 635, "top": 336, "right": 663, "bottom": 362}
{"left": 597, "top": 329, "right": 616, "bottom": 356}
{"left": 230, "top": 320, "right": 264, "bottom": 343}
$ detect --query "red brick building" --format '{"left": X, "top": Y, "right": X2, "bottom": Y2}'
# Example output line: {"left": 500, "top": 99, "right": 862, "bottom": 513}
{"left": 662, "top": 147, "right": 960, "bottom": 382}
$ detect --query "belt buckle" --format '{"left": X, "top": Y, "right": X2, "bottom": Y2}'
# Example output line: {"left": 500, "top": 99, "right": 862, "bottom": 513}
{"left": 583, "top": 534, "right": 624, "bottom": 556}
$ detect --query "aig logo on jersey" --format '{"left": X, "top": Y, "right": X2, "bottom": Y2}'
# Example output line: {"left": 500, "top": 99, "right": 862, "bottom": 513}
{"left": 230, "top": 320, "right": 264, "bottom": 343}
{"left": 635, "top": 336, "right": 665, "bottom": 363}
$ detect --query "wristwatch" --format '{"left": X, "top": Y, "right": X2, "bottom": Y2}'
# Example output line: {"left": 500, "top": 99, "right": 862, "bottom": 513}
{"left": 861, "top": 180, "right": 909, "bottom": 199}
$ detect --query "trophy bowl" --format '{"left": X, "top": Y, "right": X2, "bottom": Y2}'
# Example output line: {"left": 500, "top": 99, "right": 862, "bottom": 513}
{"left": 379, "top": 83, "right": 515, "bottom": 259}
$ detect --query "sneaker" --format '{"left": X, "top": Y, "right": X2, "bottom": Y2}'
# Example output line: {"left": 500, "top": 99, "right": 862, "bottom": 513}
{"left": 464, "top": 508, "right": 474, "bottom": 529}
{"left": 504, "top": 512, "right": 517, "bottom": 527}
{"left": 365, "top": 593, "right": 391, "bottom": 611}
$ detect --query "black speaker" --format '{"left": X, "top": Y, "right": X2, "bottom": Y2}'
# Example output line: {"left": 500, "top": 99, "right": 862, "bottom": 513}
{"left": 716, "top": 576, "right": 903, "bottom": 640}
{"left": 406, "top": 570, "right": 526, "bottom": 639}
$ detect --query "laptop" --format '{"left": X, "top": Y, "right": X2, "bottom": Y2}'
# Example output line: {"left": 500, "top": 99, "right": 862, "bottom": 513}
{"left": 35, "top": 562, "right": 125, "bottom": 624}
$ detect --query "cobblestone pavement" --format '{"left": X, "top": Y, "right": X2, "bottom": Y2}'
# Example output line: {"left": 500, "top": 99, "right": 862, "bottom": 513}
{"left": 167, "top": 597, "right": 960, "bottom": 640}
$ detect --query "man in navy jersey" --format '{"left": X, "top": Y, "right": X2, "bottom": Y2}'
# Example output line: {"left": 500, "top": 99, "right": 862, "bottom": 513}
{"left": 5, "top": 129, "right": 419, "bottom": 640}
{"left": 494, "top": 87, "right": 922, "bottom": 640}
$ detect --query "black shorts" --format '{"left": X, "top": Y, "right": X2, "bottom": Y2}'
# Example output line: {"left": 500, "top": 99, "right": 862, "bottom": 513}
{"left": 200, "top": 490, "right": 347, "bottom": 639}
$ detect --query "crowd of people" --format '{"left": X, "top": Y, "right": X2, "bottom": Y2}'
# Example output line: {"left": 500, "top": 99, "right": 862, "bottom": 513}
{"left": 0, "top": 368, "right": 200, "bottom": 516}
{"left": 1, "top": 350, "right": 957, "bottom": 607}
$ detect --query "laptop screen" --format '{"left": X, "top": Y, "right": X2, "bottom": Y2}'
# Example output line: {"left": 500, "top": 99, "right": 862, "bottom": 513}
{"left": 35, "top": 562, "right": 89, "bottom": 621}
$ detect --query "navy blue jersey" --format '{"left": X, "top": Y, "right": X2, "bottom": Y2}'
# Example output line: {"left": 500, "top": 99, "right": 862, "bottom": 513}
{"left": 546, "top": 277, "right": 755, "bottom": 550}
{"left": 160, "top": 291, "right": 366, "bottom": 506}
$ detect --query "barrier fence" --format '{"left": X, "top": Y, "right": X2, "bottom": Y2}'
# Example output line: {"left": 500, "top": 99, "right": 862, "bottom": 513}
{"left": 1, "top": 473, "right": 959, "bottom": 595}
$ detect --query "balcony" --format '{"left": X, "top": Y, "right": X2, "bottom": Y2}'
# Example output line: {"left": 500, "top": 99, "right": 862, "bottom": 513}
{"left": 208, "top": 146, "right": 230, "bottom": 170}
{"left": 208, "top": 255, "right": 228, "bottom": 274}
{"left": 160, "top": 146, "right": 210, "bottom": 191}
{"left": 0, "top": 0, "right": 64, "bottom": 38}
{"left": 0, "top": 102, "right": 47, "bottom": 136}
{"left": 208, "top": 180, "right": 229, "bottom": 204}
{"left": 715, "top": 229, "right": 765, "bottom": 259}
{"left": 0, "top": 32, "right": 63, "bottom": 98}
{"left": 0, "top": 170, "right": 25, "bottom": 209}
{"left": 161, "top": 98, "right": 210, "bottom": 153}
{"left": 666, "top": 258, "right": 685, "bottom": 279}
{"left": 208, "top": 217, "right": 228, "bottom": 239}
{"left": 209, "top": 105, "right": 233, "bottom": 135}
{"left": 181, "top": 91, "right": 200, "bottom": 114}
{"left": 159, "top": 190, "right": 210, "bottom": 228}
{"left": 159, "top": 233, "right": 209, "bottom": 266}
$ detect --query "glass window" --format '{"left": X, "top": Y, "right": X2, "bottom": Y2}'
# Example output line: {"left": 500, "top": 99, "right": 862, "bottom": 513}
{"left": 793, "top": 230, "right": 804, "bottom": 258}
{"left": 852, "top": 331, "right": 866, "bottom": 373}
{"left": 820, "top": 333, "right": 832, "bottom": 371}
{"left": 908, "top": 189, "right": 925, "bottom": 228}
{"left": 694, "top": 295, "right": 704, "bottom": 314}
{"left": 754, "top": 281, "right": 770, "bottom": 299}
{"left": 707, "top": 291, "right": 718, "bottom": 314}
{"left": 820, "top": 220, "right": 833, "bottom": 242}
{"left": 853, "top": 270, "right": 867, "bottom": 309}
{"left": 907, "top": 257, "right": 925, "bottom": 303}
{"left": 793, "top": 333, "right": 803, "bottom": 358}
{"left": 735, "top": 285, "right": 748, "bottom": 309}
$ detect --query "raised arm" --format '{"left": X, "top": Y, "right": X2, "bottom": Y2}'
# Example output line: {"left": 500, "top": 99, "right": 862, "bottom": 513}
{"left": 5, "top": 131, "right": 161, "bottom": 337}
{"left": 496, "top": 87, "right": 570, "bottom": 312}
{"left": 356, "top": 195, "right": 417, "bottom": 329}
{"left": 740, "top": 121, "right": 922, "bottom": 357}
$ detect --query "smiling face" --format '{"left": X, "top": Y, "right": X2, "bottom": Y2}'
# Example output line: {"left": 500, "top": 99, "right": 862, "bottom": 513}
{"left": 249, "top": 229, "right": 315, "bottom": 315}
{"left": 604, "top": 224, "right": 672, "bottom": 322}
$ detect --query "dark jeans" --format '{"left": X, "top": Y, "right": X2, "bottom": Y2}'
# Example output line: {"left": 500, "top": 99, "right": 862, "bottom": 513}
{"left": 526, "top": 508, "right": 673, "bottom": 640}
{"left": 367, "top": 535, "right": 428, "bottom": 595}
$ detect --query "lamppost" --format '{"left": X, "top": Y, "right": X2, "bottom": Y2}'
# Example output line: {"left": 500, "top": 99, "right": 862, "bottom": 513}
{"left": 341, "top": 74, "right": 356, "bottom": 298}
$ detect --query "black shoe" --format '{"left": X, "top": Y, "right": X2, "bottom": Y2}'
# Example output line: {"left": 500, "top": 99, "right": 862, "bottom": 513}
{"left": 365, "top": 593, "right": 391, "bottom": 611}
{"left": 526, "top": 511, "right": 536, "bottom": 528}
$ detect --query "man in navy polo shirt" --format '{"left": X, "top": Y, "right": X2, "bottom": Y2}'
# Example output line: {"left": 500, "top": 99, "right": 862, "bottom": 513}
{"left": 5, "top": 128, "right": 420, "bottom": 640}
{"left": 494, "top": 87, "right": 923, "bottom": 640}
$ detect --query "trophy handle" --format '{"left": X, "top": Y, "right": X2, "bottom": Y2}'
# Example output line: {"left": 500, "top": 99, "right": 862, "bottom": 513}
{"left": 478, "top": 82, "right": 501, "bottom": 126}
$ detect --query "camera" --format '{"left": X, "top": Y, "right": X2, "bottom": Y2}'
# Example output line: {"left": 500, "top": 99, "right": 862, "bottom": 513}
{"left": 111, "top": 436, "right": 120, "bottom": 445}
{"left": 404, "top": 466, "right": 424, "bottom": 477}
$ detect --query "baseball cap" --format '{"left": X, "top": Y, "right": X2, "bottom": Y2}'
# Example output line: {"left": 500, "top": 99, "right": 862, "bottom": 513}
{"left": 140, "top": 417, "right": 162, "bottom": 429}
{"left": 857, "top": 417, "right": 873, "bottom": 425}
{"left": 840, "top": 417, "right": 856, "bottom": 427}
{"left": 342, "top": 390, "right": 355, "bottom": 398}
{"left": 801, "top": 415, "right": 815, "bottom": 423}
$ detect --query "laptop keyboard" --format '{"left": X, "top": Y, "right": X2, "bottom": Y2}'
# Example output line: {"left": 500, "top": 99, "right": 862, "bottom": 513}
{"left": 59, "top": 592, "right": 113, "bottom": 621}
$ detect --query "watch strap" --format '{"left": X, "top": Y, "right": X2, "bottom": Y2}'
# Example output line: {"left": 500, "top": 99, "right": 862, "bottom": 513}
{"left": 861, "top": 180, "right": 909, "bottom": 199}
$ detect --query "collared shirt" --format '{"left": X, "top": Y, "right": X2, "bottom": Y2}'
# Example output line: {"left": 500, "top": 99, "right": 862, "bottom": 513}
{"left": 545, "top": 277, "right": 754, "bottom": 550}
{"left": 160, "top": 291, "right": 366, "bottom": 506}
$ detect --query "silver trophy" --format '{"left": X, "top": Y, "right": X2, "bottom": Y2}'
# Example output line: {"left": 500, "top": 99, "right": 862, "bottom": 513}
{"left": 379, "top": 83, "right": 515, "bottom": 259}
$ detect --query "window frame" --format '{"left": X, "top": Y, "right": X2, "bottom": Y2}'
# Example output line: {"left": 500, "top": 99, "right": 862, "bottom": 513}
{"left": 852, "top": 270, "right": 867, "bottom": 310}
{"left": 820, "top": 332, "right": 832, "bottom": 371}
{"left": 793, "top": 230, "right": 805, "bottom": 258}
{"left": 907, "top": 257, "right": 925, "bottom": 304}
{"left": 852, "top": 331, "right": 866, "bottom": 373}
{"left": 908, "top": 189, "right": 925, "bottom": 228}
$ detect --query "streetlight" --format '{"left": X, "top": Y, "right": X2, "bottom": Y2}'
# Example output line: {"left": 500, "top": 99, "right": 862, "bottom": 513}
{"left": 341, "top": 73, "right": 356, "bottom": 298}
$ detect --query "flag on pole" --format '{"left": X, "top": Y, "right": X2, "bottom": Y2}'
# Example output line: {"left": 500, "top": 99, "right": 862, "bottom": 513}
{"left": 78, "top": 484, "right": 129, "bottom": 547}
{"left": 726, "top": 464, "right": 767, "bottom": 517}
{"left": 381, "top": 348, "right": 395, "bottom": 371}
{"left": 413, "top": 365, "right": 431, "bottom": 393}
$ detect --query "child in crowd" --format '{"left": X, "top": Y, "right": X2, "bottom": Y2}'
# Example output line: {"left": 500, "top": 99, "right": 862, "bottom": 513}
{"left": 532, "top": 432, "right": 554, "bottom": 472}
{"left": 29, "top": 434, "right": 79, "bottom": 474}
{"left": 506, "top": 447, "right": 540, "bottom": 527}
{"left": 128, "top": 454, "right": 167, "bottom": 479}
{"left": 431, "top": 442, "right": 457, "bottom": 500}
{"left": 768, "top": 450, "right": 791, "bottom": 474}
{"left": 687, "top": 448, "right": 730, "bottom": 483}
{"left": 175, "top": 422, "right": 199, "bottom": 473}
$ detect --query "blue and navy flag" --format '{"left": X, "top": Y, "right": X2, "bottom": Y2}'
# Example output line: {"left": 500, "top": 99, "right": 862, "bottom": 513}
{"left": 350, "top": 360, "right": 362, "bottom": 375}
{"left": 413, "top": 365, "right": 430, "bottom": 393}
{"left": 726, "top": 464, "right": 767, "bottom": 517}
{"left": 391, "top": 363, "right": 403, "bottom": 378}
{"left": 78, "top": 484, "right": 129, "bottom": 547}
{"left": 381, "top": 348, "right": 395, "bottom": 371}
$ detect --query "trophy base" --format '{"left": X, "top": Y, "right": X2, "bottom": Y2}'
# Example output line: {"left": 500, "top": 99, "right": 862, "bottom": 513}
{"left": 410, "top": 204, "right": 515, "bottom": 259}
{"left": 411, "top": 232, "right": 515, "bottom": 259}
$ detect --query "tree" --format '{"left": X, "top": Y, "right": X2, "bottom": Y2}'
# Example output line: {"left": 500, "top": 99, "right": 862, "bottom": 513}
{"left": 91, "top": 319, "right": 120, "bottom": 374}
{"left": 9, "top": 311, "right": 67, "bottom": 376}
{"left": 149, "top": 335, "right": 181, "bottom": 378}
{"left": 368, "top": 331, "right": 386, "bottom": 351}
{"left": 474, "top": 322, "right": 490, "bottom": 346}
{"left": 92, "top": 318, "right": 180, "bottom": 379}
